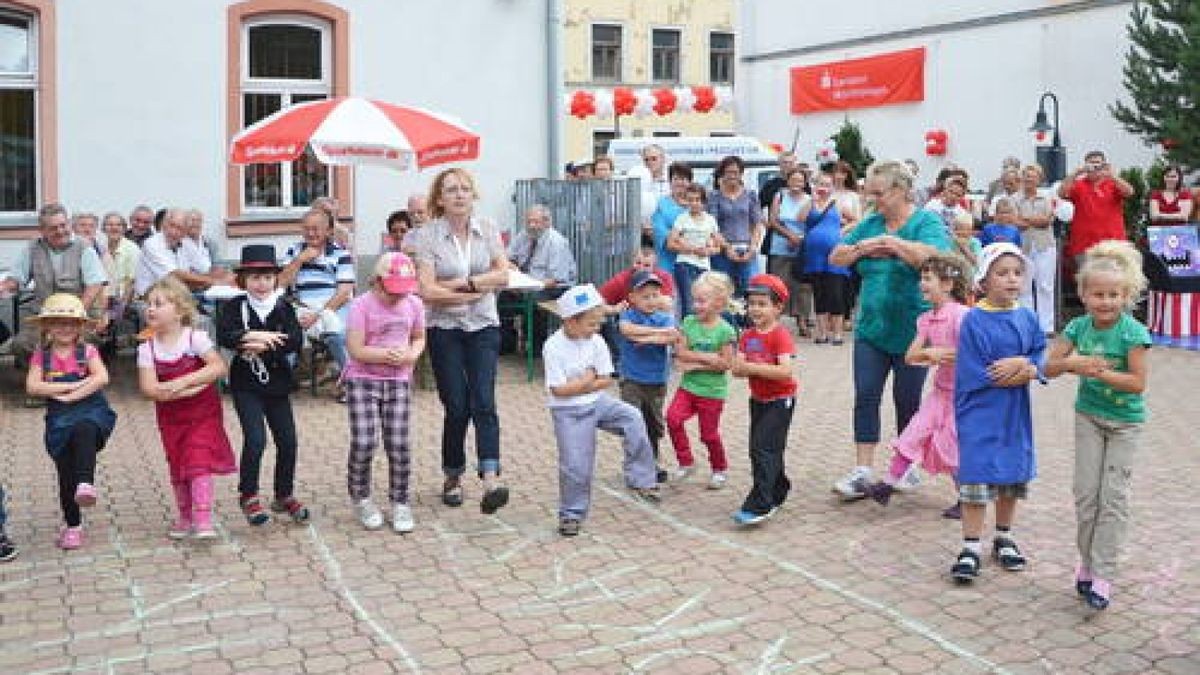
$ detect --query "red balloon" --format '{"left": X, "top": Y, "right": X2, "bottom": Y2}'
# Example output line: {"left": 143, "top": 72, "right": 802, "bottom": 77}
{"left": 692, "top": 86, "right": 717, "bottom": 113}
{"left": 569, "top": 90, "right": 596, "bottom": 119}
{"left": 651, "top": 88, "right": 677, "bottom": 116}
{"left": 613, "top": 87, "right": 638, "bottom": 116}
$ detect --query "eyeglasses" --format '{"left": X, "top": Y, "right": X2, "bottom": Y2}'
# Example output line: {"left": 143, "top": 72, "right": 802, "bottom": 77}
{"left": 644, "top": 155, "right": 663, "bottom": 162}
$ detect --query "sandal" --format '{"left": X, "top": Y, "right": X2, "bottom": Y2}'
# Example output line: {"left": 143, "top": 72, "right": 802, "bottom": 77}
{"left": 442, "top": 478, "right": 464, "bottom": 507}
{"left": 480, "top": 487, "right": 510, "bottom": 514}
{"left": 951, "top": 549, "right": 980, "bottom": 584}
{"left": 992, "top": 537, "right": 1027, "bottom": 572}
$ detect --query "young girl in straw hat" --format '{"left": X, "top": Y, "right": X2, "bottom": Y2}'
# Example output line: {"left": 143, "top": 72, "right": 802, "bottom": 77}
{"left": 24, "top": 293, "right": 118, "bottom": 550}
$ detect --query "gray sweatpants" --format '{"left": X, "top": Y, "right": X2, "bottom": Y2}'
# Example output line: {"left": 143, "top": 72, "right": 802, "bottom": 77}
{"left": 552, "top": 393, "right": 656, "bottom": 520}
{"left": 1074, "top": 412, "right": 1141, "bottom": 580}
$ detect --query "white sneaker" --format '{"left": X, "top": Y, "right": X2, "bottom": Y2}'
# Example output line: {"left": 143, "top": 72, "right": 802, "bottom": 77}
{"left": 391, "top": 504, "right": 414, "bottom": 534}
{"left": 356, "top": 499, "right": 384, "bottom": 530}
{"left": 707, "top": 472, "right": 728, "bottom": 490}
{"left": 673, "top": 466, "right": 695, "bottom": 481}
{"left": 895, "top": 463, "right": 922, "bottom": 492}
{"left": 832, "top": 467, "right": 871, "bottom": 501}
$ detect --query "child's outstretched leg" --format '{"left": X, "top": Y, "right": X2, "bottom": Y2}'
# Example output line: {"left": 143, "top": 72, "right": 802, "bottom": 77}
{"left": 694, "top": 396, "right": 728, "bottom": 488}
{"left": 951, "top": 487, "right": 988, "bottom": 584}
{"left": 666, "top": 390, "right": 699, "bottom": 479}
{"left": 232, "top": 391, "right": 272, "bottom": 526}
{"left": 594, "top": 395, "right": 658, "bottom": 499}
{"left": 735, "top": 399, "right": 794, "bottom": 526}
{"left": 263, "top": 396, "right": 307, "bottom": 524}
{"left": 168, "top": 481, "right": 192, "bottom": 539}
{"left": 346, "top": 380, "right": 384, "bottom": 531}
{"left": 68, "top": 423, "right": 100, "bottom": 509}
{"left": 190, "top": 474, "right": 217, "bottom": 540}
{"left": 992, "top": 490, "right": 1027, "bottom": 572}
{"left": 52, "top": 425, "right": 97, "bottom": 550}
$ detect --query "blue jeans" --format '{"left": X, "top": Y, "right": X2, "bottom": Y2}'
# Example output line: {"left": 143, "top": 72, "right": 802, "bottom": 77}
{"left": 672, "top": 262, "right": 705, "bottom": 318}
{"left": 852, "top": 339, "right": 928, "bottom": 444}
{"left": 710, "top": 253, "right": 756, "bottom": 298}
{"left": 0, "top": 484, "right": 6, "bottom": 529}
{"left": 428, "top": 326, "right": 501, "bottom": 477}
{"left": 231, "top": 391, "right": 298, "bottom": 498}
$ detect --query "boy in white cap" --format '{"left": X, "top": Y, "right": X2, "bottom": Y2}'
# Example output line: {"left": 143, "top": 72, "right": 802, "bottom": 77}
{"left": 543, "top": 284, "right": 661, "bottom": 537}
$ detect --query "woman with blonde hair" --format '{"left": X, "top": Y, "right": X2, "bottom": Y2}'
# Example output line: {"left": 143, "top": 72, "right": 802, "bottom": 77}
{"left": 410, "top": 168, "right": 513, "bottom": 513}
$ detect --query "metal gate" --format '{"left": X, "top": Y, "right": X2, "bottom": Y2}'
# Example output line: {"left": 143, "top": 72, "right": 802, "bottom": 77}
{"left": 513, "top": 178, "right": 643, "bottom": 285}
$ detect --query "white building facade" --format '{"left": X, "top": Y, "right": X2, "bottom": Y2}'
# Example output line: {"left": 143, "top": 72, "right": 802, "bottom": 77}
{"left": 0, "top": 0, "right": 554, "bottom": 264}
{"left": 736, "top": 0, "right": 1157, "bottom": 187}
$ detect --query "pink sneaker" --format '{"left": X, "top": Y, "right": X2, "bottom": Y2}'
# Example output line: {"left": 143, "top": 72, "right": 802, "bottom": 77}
{"left": 167, "top": 518, "right": 192, "bottom": 540}
{"left": 57, "top": 526, "right": 84, "bottom": 550}
{"left": 75, "top": 483, "right": 98, "bottom": 508}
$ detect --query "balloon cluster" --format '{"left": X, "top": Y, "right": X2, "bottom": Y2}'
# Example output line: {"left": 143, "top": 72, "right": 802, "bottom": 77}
{"left": 564, "top": 86, "right": 733, "bottom": 118}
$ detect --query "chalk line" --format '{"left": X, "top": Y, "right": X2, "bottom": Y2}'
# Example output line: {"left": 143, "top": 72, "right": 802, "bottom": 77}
{"left": 307, "top": 522, "right": 421, "bottom": 674}
{"left": 599, "top": 485, "right": 1010, "bottom": 674}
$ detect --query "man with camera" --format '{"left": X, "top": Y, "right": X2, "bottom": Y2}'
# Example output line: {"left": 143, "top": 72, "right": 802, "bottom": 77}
{"left": 1057, "top": 150, "right": 1135, "bottom": 266}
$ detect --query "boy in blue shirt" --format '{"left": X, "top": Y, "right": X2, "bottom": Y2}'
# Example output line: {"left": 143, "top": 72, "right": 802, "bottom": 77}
{"left": 979, "top": 197, "right": 1024, "bottom": 249}
{"left": 618, "top": 270, "right": 678, "bottom": 484}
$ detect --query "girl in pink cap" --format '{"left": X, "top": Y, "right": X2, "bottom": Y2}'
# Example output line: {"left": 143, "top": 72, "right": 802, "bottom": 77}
{"left": 343, "top": 252, "right": 426, "bottom": 534}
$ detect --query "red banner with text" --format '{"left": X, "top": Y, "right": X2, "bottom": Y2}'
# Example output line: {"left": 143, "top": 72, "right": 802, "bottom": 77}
{"left": 790, "top": 47, "right": 925, "bottom": 114}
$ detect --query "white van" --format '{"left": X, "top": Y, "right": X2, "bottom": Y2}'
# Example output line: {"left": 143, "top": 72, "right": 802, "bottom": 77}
{"left": 606, "top": 136, "right": 781, "bottom": 193}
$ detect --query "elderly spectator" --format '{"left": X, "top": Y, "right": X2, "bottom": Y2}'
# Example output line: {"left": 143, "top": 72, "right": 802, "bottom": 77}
{"left": 185, "top": 209, "right": 220, "bottom": 266}
{"left": 1016, "top": 164, "right": 1056, "bottom": 334}
{"left": 127, "top": 205, "right": 155, "bottom": 246}
{"left": 904, "top": 159, "right": 931, "bottom": 206}
{"left": 277, "top": 208, "right": 355, "bottom": 386}
{"left": 2, "top": 203, "right": 108, "bottom": 364}
{"left": 828, "top": 160, "right": 951, "bottom": 500}
{"left": 593, "top": 155, "right": 616, "bottom": 180}
{"left": 1149, "top": 165, "right": 1193, "bottom": 226}
{"left": 1058, "top": 150, "right": 1135, "bottom": 266}
{"left": 399, "top": 194, "right": 431, "bottom": 253}
{"left": 984, "top": 156, "right": 1023, "bottom": 205}
{"left": 630, "top": 144, "right": 670, "bottom": 227}
{"left": 708, "top": 155, "right": 765, "bottom": 297}
{"left": 71, "top": 212, "right": 112, "bottom": 335}
{"left": 499, "top": 204, "right": 577, "bottom": 354}
{"left": 648, "top": 162, "right": 693, "bottom": 275}
{"left": 986, "top": 169, "right": 1022, "bottom": 219}
{"left": 759, "top": 150, "right": 799, "bottom": 210}
{"left": 133, "top": 208, "right": 230, "bottom": 297}
{"left": 924, "top": 177, "right": 971, "bottom": 233}
{"left": 100, "top": 212, "right": 139, "bottom": 308}
{"left": 799, "top": 172, "right": 854, "bottom": 344}
{"left": 765, "top": 167, "right": 813, "bottom": 333}
{"left": 410, "top": 167, "right": 512, "bottom": 514}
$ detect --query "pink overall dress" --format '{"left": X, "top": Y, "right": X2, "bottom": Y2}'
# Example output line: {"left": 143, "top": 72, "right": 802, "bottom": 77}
{"left": 152, "top": 330, "right": 237, "bottom": 484}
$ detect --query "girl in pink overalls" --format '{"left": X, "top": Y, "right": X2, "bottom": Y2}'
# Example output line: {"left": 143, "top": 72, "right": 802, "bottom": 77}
{"left": 137, "top": 276, "right": 236, "bottom": 540}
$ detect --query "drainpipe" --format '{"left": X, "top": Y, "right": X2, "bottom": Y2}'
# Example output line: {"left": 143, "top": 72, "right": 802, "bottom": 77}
{"left": 547, "top": 0, "right": 564, "bottom": 178}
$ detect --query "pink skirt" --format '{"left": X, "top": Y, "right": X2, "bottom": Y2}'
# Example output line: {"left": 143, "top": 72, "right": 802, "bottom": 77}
{"left": 889, "top": 385, "right": 958, "bottom": 476}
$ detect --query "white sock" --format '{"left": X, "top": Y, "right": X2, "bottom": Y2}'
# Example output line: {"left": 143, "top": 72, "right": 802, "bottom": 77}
{"left": 963, "top": 539, "right": 983, "bottom": 555}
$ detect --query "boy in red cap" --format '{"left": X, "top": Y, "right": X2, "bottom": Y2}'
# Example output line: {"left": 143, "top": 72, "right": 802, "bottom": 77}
{"left": 731, "top": 273, "right": 798, "bottom": 526}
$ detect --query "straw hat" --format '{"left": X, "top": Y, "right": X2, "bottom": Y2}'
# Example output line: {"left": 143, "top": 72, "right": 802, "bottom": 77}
{"left": 26, "top": 293, "right": 93, "bottom": 325}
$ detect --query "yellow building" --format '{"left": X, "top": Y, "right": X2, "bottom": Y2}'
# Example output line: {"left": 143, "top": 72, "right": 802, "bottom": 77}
{"left": 563, "top": 0, "right": 736, "bottom": 163}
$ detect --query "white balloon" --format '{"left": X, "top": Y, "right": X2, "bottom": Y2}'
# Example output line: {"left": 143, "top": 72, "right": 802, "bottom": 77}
{"left": 593, "top": 89, "right": 614, "bottom": 118}
{"left": 714, "top": 86, "right": 734, "bottom": 112}
{"left": 633, "top": 88, "right": 656, "bottom": 118}
{"left": 674, "top": 87, "right": 696, "bottom": 113}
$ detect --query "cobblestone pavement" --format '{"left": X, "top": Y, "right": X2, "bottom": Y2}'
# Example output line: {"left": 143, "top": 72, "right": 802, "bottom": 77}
{"left": 1, "top": 341, "right": 1197, "bottom": 674}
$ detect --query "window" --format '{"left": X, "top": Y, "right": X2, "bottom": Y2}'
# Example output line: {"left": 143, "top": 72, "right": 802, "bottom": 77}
{"left": 652, "top": 130, "right": 680, "bottom": 138}
{"left": 591, "top": 24, "right": 621, "bottom": 82}
{"left": 0, "top": 9, "right": 36, "bottom": 213}
{"left": 709, "top": 131, "right": 735, "bottom": 137}
{"left": 592, "top": 130, "right": 617, "bottom": 161}
{"left": 651, "top": 29, "right": 681, "bottom": 84}
{"left": 710, "top": 31, "right": 734, "bottom": 85}
{"left": 240, "top": 17, "right": 331, "bottom": 211}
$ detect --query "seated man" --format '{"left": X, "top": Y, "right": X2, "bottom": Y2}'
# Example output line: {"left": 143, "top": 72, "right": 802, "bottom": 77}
{"left": 2, "top": 203, "right": 107, "bottom": 366}
{"left": 500, "top": 204, "right": 577, "bottom": 354}
{"left": 277, "top": 208, "right": 355, "bottom": 385}
{"left": 133, "top": 207, "right": 232, "bottom": 297}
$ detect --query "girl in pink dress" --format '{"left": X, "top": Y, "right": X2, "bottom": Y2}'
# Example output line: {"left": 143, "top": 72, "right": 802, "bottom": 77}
{"left": 867, "top": 253, "right": 971, "bottom": 515}
{"left": 137, "top": 277, "right": 237, "bottom": 540}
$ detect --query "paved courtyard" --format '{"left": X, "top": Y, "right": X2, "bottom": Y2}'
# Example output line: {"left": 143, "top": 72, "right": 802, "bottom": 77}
{"left": 0, "top": 341, "right": 1197, "bottom": 674}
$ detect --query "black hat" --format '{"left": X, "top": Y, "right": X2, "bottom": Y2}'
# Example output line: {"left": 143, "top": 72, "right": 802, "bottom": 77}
{"left": 235, "top": 244, "right": 282, "bottom": 273}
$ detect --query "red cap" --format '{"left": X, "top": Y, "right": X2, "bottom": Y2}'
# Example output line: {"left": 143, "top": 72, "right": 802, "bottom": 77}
{"left": 746, "top": 273, "right": 789, "bottom": 304}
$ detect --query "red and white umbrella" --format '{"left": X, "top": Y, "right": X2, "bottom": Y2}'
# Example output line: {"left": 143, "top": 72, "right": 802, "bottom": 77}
{"left": 229, "top": 96, "right": 480, "bottom": 170}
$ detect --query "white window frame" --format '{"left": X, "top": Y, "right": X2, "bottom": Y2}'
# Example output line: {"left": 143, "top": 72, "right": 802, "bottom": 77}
{"left": 648, "top": 26, "right": 683, "bottom": 85}
{"left": 589, "top": 21, "right": 624, "bottom": 83}
{"left": 0, "top": 6, "right": 39, "bottom": 219}
{"left": 708, "top": 30, "right": 735, "bottom": 85}
{"left": 240, "top": 14, "right": 332, "bottom": 213}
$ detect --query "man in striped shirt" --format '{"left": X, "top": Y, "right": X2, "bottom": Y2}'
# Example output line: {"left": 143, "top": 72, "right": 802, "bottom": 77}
{"left": 278, "top": 208, "right": 356, "bottom": 377}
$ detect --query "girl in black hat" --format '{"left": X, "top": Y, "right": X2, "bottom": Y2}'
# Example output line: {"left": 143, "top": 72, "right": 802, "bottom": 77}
{"left": 216, "top": 244, "right": 308, "bottom": 526}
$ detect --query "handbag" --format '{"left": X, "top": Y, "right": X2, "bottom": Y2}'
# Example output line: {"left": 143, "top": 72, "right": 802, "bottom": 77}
{"left": 791, "top": 199, "right": 836, "bottom": 282}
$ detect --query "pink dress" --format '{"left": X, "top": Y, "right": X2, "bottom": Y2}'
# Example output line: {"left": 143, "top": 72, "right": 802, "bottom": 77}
{"left": 889, "top": 301, "right": 969, "bottom": 475}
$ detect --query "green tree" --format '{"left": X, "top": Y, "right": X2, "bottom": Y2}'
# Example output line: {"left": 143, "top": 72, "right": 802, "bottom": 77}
{"left": 1110, "top": 0, "right": 1200, "bottom": 167}
{"left": 830, "top": 119, "right": 874, "bottom": 178}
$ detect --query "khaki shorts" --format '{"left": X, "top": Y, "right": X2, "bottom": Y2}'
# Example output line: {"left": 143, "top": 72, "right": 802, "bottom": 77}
{"left": 958, "top": 482, "right": 1029, "bottom": 504}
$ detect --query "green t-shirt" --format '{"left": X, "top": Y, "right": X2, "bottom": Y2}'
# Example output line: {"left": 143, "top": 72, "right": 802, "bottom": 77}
{"left": 1062, "top": 313, "right": 1151, "bottom": 423}
{"left": 679, "top": 314, "right": 737, "bottom": 399}
{"left": 843, "top": 209, "right": 951, "bottom": 355}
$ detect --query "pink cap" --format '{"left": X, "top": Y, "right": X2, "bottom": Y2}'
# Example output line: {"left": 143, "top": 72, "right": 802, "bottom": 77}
{"left": 380, "top": 253, "right": 419, "bottom": 294}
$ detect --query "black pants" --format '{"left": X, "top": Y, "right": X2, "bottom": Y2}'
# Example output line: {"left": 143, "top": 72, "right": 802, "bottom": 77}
{"left": 232, "top": 391, "right": 299, "bottom": 499}
{"left": 741, "top": 398, "right": 795, "bottom": 515}
{"left": 54, "top": 422, "right": 100, "bottom": 527}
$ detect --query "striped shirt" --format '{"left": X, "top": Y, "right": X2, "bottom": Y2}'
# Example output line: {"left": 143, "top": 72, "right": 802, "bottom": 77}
{"left": 281, "top": 240, "right": 355, "bottom": 307}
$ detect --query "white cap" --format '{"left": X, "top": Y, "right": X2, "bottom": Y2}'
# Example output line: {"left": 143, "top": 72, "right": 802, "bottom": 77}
{"left": 974, "top": 242, "right": 1029, "bottom": 290}
{"left": 556, "top": 283, "right": 604, "bottom": 319}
